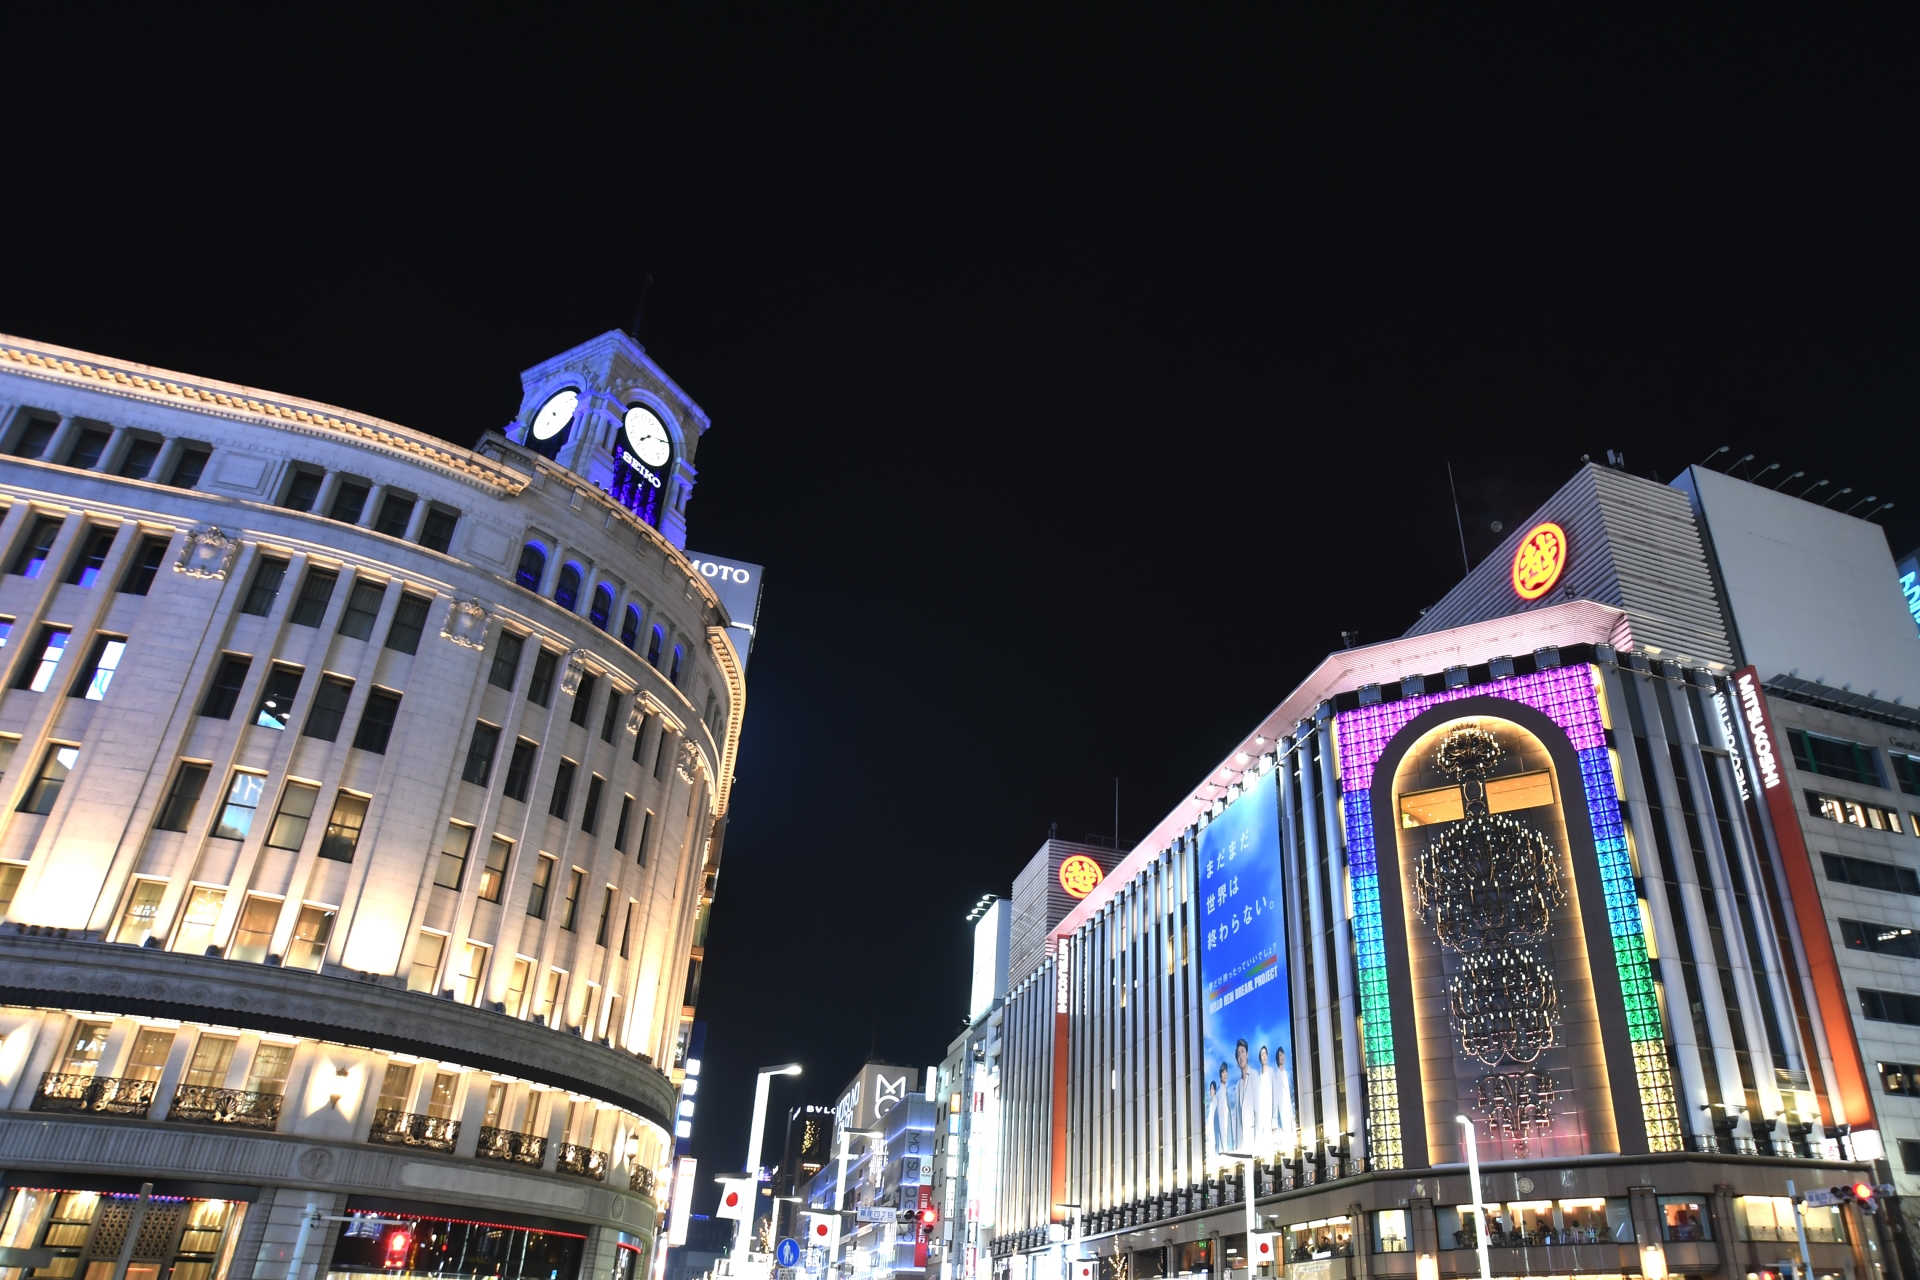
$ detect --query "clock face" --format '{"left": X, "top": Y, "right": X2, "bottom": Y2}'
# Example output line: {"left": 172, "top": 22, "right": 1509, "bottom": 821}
{"left": 530, "top": 389, "right": 579, "bottom": 442}
{"left": 623, "top": 405, "right": 673, "bottom": 468}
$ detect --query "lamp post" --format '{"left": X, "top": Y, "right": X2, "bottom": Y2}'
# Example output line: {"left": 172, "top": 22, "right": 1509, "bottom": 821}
{"left": 735, "top": 1064, "right": 803, "bottom": 1265}
{"left": 1455, "top": 1117, "right": 1490, "bottom": 1280}
{"left": 1220, "top": 1153, "right": 1261, "bottom": 1273}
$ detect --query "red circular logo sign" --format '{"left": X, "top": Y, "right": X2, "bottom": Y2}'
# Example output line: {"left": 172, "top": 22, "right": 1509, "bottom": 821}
{"left": 1511, "top": 521, "right": 1569, "bottom": 601}
{"left": 1058, "top": 854, "right": 1104, "bottom": 899}
{"left": 724, "top": 1191, "right": 740, "bottom": 1208}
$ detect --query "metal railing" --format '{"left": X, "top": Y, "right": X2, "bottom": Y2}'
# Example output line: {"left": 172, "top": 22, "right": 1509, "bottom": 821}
{"left": 169, "top": 1085, "right": 282, "bottom": 1130}
{"left": 630, "top": 1165, "right": 657, "bottom": 1196}
{"left": 477, "top": 1126, "right": 546, "bottom": 1167}
{"left": 557, "top": 1143, "right": 608, "bottom": 1181}
{"left": 31, "top": 1072, "right": 157, "bottom": 1118}
{"left": 369, "top": 1109, "right": 460, "bottom": 1152}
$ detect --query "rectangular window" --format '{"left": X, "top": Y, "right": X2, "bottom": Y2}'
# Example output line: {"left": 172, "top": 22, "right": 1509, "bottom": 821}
{"left": 614, "top": 795, "right": 634, "bottom": 852}
{"left": 69, "top": 635, "right": 126, "bottom": 700}
{"left": 285, "top": 905, "right": 335, "bottom": 971}
{"left": 436, "top": 821, "right": 474, "bottom": 890}
{"left": 329, "top": 480, "right": 369, "bottom": 524}
{"left": 1841, "top": 918, "right": 1920, "bottom": 958}
{"left": 241, "top": 557, "right": 289, "bottom": 616}
{"left": 183, "top": 1033, "right": 236, "bottom": 1087}
{"left": 1809, "top": 790, "right": 1904, "bottom": 832}
{"left": 11, "top": 517, "right": 62, "bottom": 577}
{"left": 201, "top": 656, "right": 251, "bottom": 718}
{"left": 462, "top": 722, "right": 500, "bottom": 786}
{"left": 119, "top": 535, "right": 170, "bottom": 595}
{"left": 503, "top": 739, "right": 537, "bottom": 801}
{"left": 408, "top": 932, "right": 447, "bottom": 994}
{"left": 374, "top": 494, "right": 415, "bottom": 537}
{"left": 19, "top": 744, "right": 78, "bottom": 814}
{"left": 66, "top": 427, "right": 110, "bottom": 470}
{"left": 228, "top": 896, "right": 281, "bottom": 963}
{"left": 536, "top": 968, "right": 566, "bottom": 1027}
{"left": 337, "top": 578, "right": 386, "bottom": 640}
{"left": 289, "top": 567, "right": 338, "bottom": 627}
{"left": 10, "top": 417, "right": 55, "bottom": 458}
{"left": 637, "top": 809, "right": 654, "bottom": 866}
{"left": 632, "top": 714, "right": 650, "bottom": 764}
{"left": 1904, "top": 1140, "right": 1920, "bottom": 1177}
{"left": 1788, "top": 728, "right": 1884, "bottom": 787}
{"left": 561, "top": 868, "right": 583, "bottom": 930}
{"left": 504, "top": 959, "right": 532, "bottom": 1017}
{"left": 319, "top": 792, "right": 369, "bottom": 862}
{"left": 172, "top": 887, "right": 227, "bottom": 957}
{"left": 303, "top": 676, "right": 354, "bottom": 740}
{"left": 213, "top": 771, "right": 266, "bottom": 839}
{"left": 1880, "top": 1061, "right": 1920, "bottom": 1095}
{"left": 527, "top": 854, "right": 555, "bottom": 919}
{"left": 265, "top": 782, "right": 320, "bottom": 850}
{"left": 528, "top": 649, "right": 558, "bottom": 707}
{"left": 478, "top": 836, "right": 511, "bottom": 902}
{"left": 384, "top": 592, "right": 431, "bottom": 654}
{"left": 571, "top": 673, "right": 597, "bottom": 727}
{"left": 281, "top": 469, "right": 323, "bottom": 513}
{"left": 113, "top": 879, "right": 167, "bottom": 944}
{"left": 1894, "top": 753, "right": 1920, "bottom": 797}
{"left": 376, "top": 1062, "right": 414, "bottom": 1114}
{"left": 118, "top": 438, "right": 161, "bottom": 480}
{"left": 451, "top": 943, "right": 488, "bottom": 1006}
{"left": 1821, "top": 852, "right": 1920, "bottom": 895}
{"left": 124, "top": 1028, "right": 175, "bottom": 1082}
{"left": 654, "top": 728, "right": 673, "bottom": 780}
{"left": 63, "top": 1020, "right": 110, "bottom": 1075}
{"left": 620, "top": 899, "right": 635, "bottom": 958}
{"left": 581, "top": 775, "right": 604, "bottom": 833}
{"left": 549, "top": 759, "right": 576, "bottom": 819}
{"left": 595, "top": 885, "right": 614, "bottom": 946}
{"left": 169, "top": 446, "right": 210, "bottom": 488}
{"left": 601, "top": 693, "right": 621, "bottom": 743}
{"left": 63, "top": 528, "right": 116, "bottom": 587}
{"left": 419, "top": 507, "right": 458, "bottom": 553}
{"left": 247, "top": 1043, "right": 294, "bottom": 1096}
{"left": 156, "top": 763, "right": 210, "bottom": 831}
{"left": 17, "top": 627, "right": 71, "bottom": 692}
{"left": 253, "top": 664, "right": 304, "bottom": 729}
{"left": 488, "top": 630, "right": 524, "bottom": 690}
{"left": 353, "top": 689, "right": 401, "bottom": 753}
{"left": 1861, "top": 988, "right": 1920, "bottom": 1026}
{"left": 0, "top": 735, "right": 17, "bottom": 788}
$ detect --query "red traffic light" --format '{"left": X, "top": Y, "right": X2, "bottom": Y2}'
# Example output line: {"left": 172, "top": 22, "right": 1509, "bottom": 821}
{"left": 921, "top": 1208, "right": 938, "bottom": 1225}
{"left": 1854, "top": 1182, "right": 1875, "bottom": 1201}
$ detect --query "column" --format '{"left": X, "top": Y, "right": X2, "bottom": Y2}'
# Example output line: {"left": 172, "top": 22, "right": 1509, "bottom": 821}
{"left": 96, "top": 426, "right": 131, "bottom": 473}
{"left": 358, "top": 484, "right": 387, "bottom": 529}
{"left": 40, "top": 414, "right": 80, "bottom": 462}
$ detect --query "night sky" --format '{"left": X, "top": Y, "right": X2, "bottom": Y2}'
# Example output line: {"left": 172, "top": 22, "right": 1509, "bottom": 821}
{"left": 5, "top": 16, "right": 1916, "bottom": 1212}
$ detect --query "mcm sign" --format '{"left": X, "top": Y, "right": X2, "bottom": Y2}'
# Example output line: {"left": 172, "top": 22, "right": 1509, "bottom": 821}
{"left": 874, "top": 1073, "right": 910, "bottom": 1118}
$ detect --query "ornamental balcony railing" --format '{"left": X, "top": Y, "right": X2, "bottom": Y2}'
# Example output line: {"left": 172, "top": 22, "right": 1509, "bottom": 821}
{"left": 630, "top": 1165, "right": 657, "bottom": 1196}
{"left": 557, "top": 1143, "right": 608, "bottom": 1181}
{"left": 369, "top": 1109, "right": 460, "bottom": 1152}
{"left": 169, "top": 1085, "right": 282, "bottom": 1130}
{"left": 31, "top": 1072, "right": 157, "bottom": 1118}
{"left": 477, "top": 1126, "right": 546, "bottom": 1167}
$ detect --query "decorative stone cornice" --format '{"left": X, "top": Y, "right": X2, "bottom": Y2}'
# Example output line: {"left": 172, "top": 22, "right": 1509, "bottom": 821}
{"left": 0, "top": 935, "right": 675, "bottom": 1129}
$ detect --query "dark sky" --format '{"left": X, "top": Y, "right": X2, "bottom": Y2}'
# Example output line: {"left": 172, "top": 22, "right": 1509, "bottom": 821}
{"left": 5, "top": 14, "right": 1916, "bottom": 1211}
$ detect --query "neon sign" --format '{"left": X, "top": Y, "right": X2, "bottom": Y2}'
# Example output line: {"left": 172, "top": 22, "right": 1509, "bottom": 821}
{"left": 1058, "top": 854, "right": 1103, "bottom": 899}
{"left": 1511, "top": 521, "right": 1568, "bottom": 600}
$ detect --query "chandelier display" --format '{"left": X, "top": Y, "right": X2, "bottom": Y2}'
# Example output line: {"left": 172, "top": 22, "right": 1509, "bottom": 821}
{"left": 1449, "top": 947, "right": 1559, "bottom": 1063}
{"left": 1475, "top": 1069, "right": 1559, "bottom": 1154}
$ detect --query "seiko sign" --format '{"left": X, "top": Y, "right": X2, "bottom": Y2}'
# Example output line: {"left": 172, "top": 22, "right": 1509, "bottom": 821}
{"left": 1736, "top": 672, "right": 1782, "bottom": 791}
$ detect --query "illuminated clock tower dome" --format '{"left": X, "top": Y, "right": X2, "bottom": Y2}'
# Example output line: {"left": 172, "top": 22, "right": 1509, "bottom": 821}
{"left": 507, "top": 331, "right": 708, "bottom": 550}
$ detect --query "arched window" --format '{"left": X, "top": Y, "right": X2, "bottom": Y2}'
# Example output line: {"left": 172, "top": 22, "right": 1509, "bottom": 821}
{"left": 670, "top": 644, "right": 684, "bottom": 684}
{"left": 589, "top": 584, "right": 613, "bottom": 631}
{"left": 515, "top": 544, "right": 546, "bottom": 592}
{"left": 554, "top": 563, "right": 582, "bottom": 611}
{"left": 647, "top": 625, "right": 665, "bottom": 668}
{"left": 621, "top": 606, "right": 642, "bottom": 650}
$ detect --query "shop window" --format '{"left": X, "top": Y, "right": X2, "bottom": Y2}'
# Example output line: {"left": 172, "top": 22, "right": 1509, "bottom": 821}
{"left": 172, "top": 1197, "right": 246, "bottom": 1280}
{"left": 265, "top": 782, "right": 320, "bottom": 850}
{"left": 168, "top": 445, "right": 210, "bottom": 488}
{"left": 212, "top": 772, "right": 265, "bottom": 839}
{"left": 172, "top": 886, "right": 226, "bottom": 955}
{"left": 288, "top": 567, "right": 338, "bottom": 627}
{"left": 201, "top": 656, "right": 251, "bottom": 719}
{"left": 253, "top": 664, "right": 304, "bottom": 730}
{"left": 385, "top": 593, "right": 431, "bottom": 655}
{"left": 329, "top": 1212, "right": 585, "bottom": 1280}
{"left": 1736, "top": 1194, "right": 1840, "bottom": 1243}
{"left": 554, "top": 563, "right": 582, "bottom": 611}
{"left": 155, "top": 764, "right": 211, "bottom": 833}
{"left": 239, "top": 556, "right": 290, "bottom": 616}
{"left": 228, "top": 895, "right": 281, "bottom": 962}
{"left": 1789, "top": 728, "right": 1883, "bottom": 787}
{"left": 407, "top": 932, "right": 447, "bottom": 993}
{"left": 337, "top": 578, "right": 386, "bottom": 641}
{"left": 419, "top": 506, "right": 459, "bottom": 553}
{"left": 114, "top": 879, "right": 167, "bottom": 943}
{"left": 10, "top": 517, "right": 61, "bottom": 578}
{"left": 515, "top": 543, "right": 546, "bottom": 592}
{"left": 41, "top": 1190, "right": 103, "bottom": 1249}
{"left": 436, "top": 822, "right": 474, "bottom": 890}
{"left": 16, "top": 628, "right": 71, "bottom": 693}
{"left": 19, "top": 744, "right": 78, "bottom": 814}
{"left": 1658, "top": 1196, "right": 1710, "bottom": 1242}
{"left": 63, "top": 528, "right": 116, "bottom": 586}
{"left": 119, "top": 535, "right": 170, "bottom": 595}
{"left": 117, "top": 437, "right": 161, "bottom": 480}
{"left": 183, "top": 1035, "right": 236, "bottom": 1088}
{"left": 319, "top": 792, "right": 368, "bottom": 862}
{"left": 489, "top": 631, "right": 524, "bottom": 690}
{"left": 1372, "top": 1210, "right": 1409, "bottom": 1253}
{"left": 285, "top": 906, "right": 334, "bottom": 971}
{"left": 477, "top": 836, "right": 512, "bottom": 903}
{"left": 303, "top": 676, "right": 354, "bottom": 741}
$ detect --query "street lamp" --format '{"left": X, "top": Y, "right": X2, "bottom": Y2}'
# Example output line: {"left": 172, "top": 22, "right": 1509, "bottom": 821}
{"left": 1455, "top": 1117, "right": 1490, "bottom": 1280}
{"left": 734, "top": 1064, "right": 803, "bottom": 1264}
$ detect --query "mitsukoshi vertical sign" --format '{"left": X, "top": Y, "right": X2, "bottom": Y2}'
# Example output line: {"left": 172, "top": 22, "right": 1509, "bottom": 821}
{"left": 1198, "top": 763, "right": 1295, "bottom": 1166}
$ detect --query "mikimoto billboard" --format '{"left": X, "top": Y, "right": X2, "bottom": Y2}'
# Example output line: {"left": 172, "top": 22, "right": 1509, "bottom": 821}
{"left": 685, "top": 552, "right": 765, "bottom": 672}
{"left": 1198, "top": 763, "right": 1295, "bottom": 1167}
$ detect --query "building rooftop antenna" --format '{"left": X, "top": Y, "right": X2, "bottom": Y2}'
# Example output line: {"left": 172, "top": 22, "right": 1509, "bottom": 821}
{"left": 1447, "top": 460, "right": 1470, "bottom": 576}
{"left": 628, "top": 273, "right": 655, "bottom": 343}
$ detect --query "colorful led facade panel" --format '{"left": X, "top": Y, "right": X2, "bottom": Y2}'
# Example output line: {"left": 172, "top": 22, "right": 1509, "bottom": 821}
{"left": 1334, "top": 664, "right": 1680, "bottom": 1168}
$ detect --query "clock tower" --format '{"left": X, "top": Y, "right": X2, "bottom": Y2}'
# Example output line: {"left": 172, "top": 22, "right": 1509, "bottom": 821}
{"left": 507, "top": 329, "right": 710, "bottom": 550}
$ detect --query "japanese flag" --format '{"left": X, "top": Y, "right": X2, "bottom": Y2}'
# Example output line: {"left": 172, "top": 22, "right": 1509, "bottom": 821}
{"left": 805, "top": 1213, "right": 840, "bottom": 1252}
{"left": 1251, "top": 1235, "right": 1277, "bottom": 1266}
{"left": 716, "top": 1178, "right": 755, "bottom": 1221}
{"left": 1073, "top": 1263, "right": 1095, "bottom": 1280}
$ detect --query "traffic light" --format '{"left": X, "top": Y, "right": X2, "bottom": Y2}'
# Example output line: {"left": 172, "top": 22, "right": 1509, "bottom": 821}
{"left": 383, "top": 1227, "right": 412, "bottom": 1268}
{"left": 1854, "top": 1182, "right": 1876, "bottom": 1205}
{"left": 921, "top": 1207, "right": 938, "bottom": 1227}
